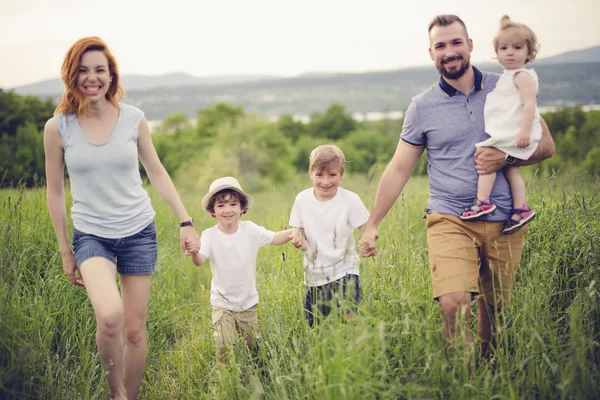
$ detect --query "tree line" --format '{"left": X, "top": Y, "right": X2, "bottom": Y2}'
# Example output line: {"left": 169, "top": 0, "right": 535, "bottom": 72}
{"left": 1, "top": 88, "right": 598, "bottom": 188}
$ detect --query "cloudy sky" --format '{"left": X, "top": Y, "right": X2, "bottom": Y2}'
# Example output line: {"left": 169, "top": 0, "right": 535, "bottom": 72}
{"left": 1, "top": 0, "right": 598, "bottom": 88}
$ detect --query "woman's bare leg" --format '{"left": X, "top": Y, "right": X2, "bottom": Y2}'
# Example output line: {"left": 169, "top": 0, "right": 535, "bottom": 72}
{"left": 120, "top": 274, "right": 152, "bottom": 400}
{"left": 80, "top": 258, "right": 127, "bottom": 400}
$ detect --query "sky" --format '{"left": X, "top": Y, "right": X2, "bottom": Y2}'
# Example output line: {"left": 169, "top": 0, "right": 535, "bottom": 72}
{"left": 1, "top": 0, "right": 599, "bottom": 89}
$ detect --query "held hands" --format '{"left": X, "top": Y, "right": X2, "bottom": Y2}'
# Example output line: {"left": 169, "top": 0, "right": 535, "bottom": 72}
{"left": 358, "top": 226, "right": 379, "bottom": 257}
{"left": 291, "top": 227, "right": 308, "bottom": 251}
{"left": 180, "top": 226, "right": 200, "bottom": 256}
{"left": 517, "top": 131, "right": 531, "bottom": 149}
{"left": 62, "top": 251, "right": 84, "bottom": 287}
{"left": 475, "top": 147, "right": 507, "bottom": 175}
{"left": 184, "top": 238, "right": 201, "bottom": 255}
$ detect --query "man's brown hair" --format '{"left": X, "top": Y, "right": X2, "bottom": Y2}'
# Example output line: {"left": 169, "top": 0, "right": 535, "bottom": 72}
{"left": 428, "top": 14, "right": 469, "bottom": 39}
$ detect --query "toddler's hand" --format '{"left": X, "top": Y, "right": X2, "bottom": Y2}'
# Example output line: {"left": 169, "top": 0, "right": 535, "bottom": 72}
{"left": 291, "top": 227, "right": 307, "bottom": 251}
{"left": 517, "top": 132, "right": 530, "bottom": 149}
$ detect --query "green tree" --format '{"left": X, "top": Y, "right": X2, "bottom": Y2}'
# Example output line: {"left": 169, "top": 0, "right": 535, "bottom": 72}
{"left": 307, "top": 104, "right": 356, "bottom": 140}
{"left": 277, "top": 114, "right": 305, "bottom": 143}
{"left": 0, "top": 90, "right": 54, "bottom": 187}
{"left": 339, "top": 129, "right": 396, "bottom": 173}
{"left": 0, "top": 122, "right": 44, "bottom": 186}
{"left": 581, "top": 148, "right": 600, "bottom": 176}
{"left": 292, "top": 136, "right": 327, "bottom": 172}
{"left": 196, "top": 102, "right": 244, "bottom": 138}
{"left": 154, "top": 112, "right": 192, "bottom": 135}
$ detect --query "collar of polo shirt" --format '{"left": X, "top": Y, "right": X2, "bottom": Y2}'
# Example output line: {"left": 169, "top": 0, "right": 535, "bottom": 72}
{"left": 439, "top": 66, "right": 484, "bottom": 97}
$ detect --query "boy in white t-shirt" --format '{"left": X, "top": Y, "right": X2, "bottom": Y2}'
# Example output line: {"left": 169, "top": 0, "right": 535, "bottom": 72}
{"left": 186, "top": 177, "right": 293, "bottom": 361}
{"left": 290, "top": 144, "right": 370, "bottom": 327}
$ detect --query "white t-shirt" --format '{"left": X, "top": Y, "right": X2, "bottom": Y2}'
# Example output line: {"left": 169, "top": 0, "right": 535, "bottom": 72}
{"left": 199, "top": 220, "right": 275, "bottom": 311}
{"left": 289, "top": 187, "right": 369, "bottom": 287}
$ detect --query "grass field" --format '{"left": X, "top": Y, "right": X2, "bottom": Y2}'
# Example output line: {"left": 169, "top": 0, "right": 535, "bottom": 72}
{"left": 1, "top": 172, "right": 599, "bottom": 399}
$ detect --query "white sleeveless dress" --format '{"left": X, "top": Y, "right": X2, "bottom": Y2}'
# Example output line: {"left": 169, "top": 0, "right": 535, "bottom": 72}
{"left": 476, "top": 68, "right": 542, "bottom": 160}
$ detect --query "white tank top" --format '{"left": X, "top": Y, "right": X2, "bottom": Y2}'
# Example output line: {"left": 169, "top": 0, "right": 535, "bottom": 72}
{"left": 56, "top": 103, "right": 155, "bottom": 238}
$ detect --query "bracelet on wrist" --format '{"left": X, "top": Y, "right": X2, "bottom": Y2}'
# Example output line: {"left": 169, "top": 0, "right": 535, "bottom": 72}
{"left": 180, "top": 218, "right": 194, "bottom": 228}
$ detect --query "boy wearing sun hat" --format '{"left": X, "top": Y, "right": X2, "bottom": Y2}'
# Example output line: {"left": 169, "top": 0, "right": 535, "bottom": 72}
{"left": 186, "top": 176, "right": 293, "bottom": 361}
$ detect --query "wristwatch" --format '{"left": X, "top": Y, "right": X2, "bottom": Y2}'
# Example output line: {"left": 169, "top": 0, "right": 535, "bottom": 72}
{"left": 505, "top": 154, "right": 516, "bottom": 165}
{"left": 180, "top": 218, "right": 194, "bottom": 228}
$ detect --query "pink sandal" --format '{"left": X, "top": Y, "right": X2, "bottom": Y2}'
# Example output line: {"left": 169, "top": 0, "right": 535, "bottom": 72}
{"left": 460, "top": 198, "right": 497, "bottom": 220}
{"left": 503, "top": 204, "right": 536, "bottom": 234}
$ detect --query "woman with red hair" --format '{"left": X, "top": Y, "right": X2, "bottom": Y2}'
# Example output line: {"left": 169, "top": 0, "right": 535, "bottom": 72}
{"left": 44, "top": 37, "right": 198, "bottom": 400}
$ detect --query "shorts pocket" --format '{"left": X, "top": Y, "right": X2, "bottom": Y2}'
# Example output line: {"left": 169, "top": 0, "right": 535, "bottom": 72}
{"left": 72, "top": 229, "right": 89, "bottom": 252}
{"left": 424, "top": 212, "right": 443, "bottom": 229}
{"left": 138, "top": 221, "right": 156, "bottom": 238}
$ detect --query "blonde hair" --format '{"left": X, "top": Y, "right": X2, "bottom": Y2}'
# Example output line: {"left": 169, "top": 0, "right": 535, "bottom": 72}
{"left": 493, "top": 15, "right": 540, "bottom": 63}
{"left": 309, "top": 144, "right": 346, "bottom": 174}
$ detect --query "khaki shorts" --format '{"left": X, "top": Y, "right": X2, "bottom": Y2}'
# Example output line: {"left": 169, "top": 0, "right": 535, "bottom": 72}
{"left": 425, "top": 212, "right": 527, "bottom": 308}
{"left": 212, "top": 305, "right": 259, "bottom": 353}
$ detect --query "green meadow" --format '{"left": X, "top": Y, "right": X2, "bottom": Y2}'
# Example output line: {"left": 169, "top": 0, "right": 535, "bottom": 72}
{"left": 1, "top": 171, "right": 599, "bottom": 399}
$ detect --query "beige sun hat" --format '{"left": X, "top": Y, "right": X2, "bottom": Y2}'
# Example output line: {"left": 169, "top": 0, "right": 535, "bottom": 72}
{"left": 201, "top": 177, "right": 254, "bottom": 214}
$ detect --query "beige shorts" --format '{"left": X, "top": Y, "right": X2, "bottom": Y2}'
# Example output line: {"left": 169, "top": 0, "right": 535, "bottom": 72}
{"left": 425, "top": 212, "right": 527, "bottom": 308}
{"left": 212, "top": 305, "right": 259, "bottom": 353}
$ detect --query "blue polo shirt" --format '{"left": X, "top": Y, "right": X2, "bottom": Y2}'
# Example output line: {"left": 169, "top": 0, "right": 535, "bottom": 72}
{"left": 401, "top": 66, "right": 512, "bottom": 221}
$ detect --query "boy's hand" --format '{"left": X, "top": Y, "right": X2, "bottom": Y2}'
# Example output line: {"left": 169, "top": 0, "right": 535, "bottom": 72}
{"left": 180, "top": 226, "right": 199, "bottom": 255}
{"left": 359, "top": 226, "right": 378, "bottom": 257}
{"left": 291, "top": 227, "right": 307, "bottom": 251}
{"left": 184, "top": 238, "right": 200, "bottom": 256}
{"left": 517, "top": 131, "right": 531, "bottom": 148}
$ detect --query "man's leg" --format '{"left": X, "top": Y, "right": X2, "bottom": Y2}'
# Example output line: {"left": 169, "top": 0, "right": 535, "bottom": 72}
{"left": 476, "top": 297, "right": 501, "bottom": 360}
{"left": 439, "top": 291, "right": 473, "bottom": 345}
{"left": 479, "top": 223, "right": 527, "bottom": 359}
{"left": 426, "top": 213, "right": 483, "bottom": 347}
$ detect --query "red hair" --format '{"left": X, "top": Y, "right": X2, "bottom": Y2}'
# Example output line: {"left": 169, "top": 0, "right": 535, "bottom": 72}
{"left": 54, "top": 37, "right": 124, "bottom": 116}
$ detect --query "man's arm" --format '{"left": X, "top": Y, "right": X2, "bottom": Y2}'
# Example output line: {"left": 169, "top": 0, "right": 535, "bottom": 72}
{"left": 475, "top": 117, "right": 555, "bottom": 175}
{"left": 359, "top": 141, "right": 424, "bottom": 257}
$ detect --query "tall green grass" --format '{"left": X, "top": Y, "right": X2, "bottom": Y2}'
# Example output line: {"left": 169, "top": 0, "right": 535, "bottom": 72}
{"left": 1, "top": 173, "right": 598, "bottom": 399}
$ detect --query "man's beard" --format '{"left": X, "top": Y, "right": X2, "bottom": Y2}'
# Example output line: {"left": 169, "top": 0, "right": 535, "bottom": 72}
{"left": 437, "top": 56, "right": 471, "bottom": 80}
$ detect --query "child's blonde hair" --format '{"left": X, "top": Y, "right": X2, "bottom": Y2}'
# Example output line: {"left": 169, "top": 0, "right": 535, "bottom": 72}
{"left": 309, "top": 144, "right": 346, "bottom": 174}
{"left": 493, "top": 15, "right": 540, "bottom": 63}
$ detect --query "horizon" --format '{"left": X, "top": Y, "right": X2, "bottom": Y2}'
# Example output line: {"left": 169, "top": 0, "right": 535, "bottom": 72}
{"left": 8, "top": 44, "right": 600, "bottom": 91}
{"left": 2, "top": 0, "right": 599, "bottom": 89}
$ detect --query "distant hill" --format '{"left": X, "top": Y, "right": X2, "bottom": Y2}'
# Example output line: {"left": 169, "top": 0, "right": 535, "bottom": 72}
{"left": 7, "top": 46, "right": 600, "bottom": 120}
{"left": 125, "top": 62, "right": 600, "bottom": 120}
{"left": 11, "top": 72, "right": 280, "bottom": 96}
{"left": 536, "top": 46, "right": 600, "bottom": 64}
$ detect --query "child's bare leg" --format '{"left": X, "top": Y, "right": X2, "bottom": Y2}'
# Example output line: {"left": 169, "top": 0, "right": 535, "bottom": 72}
{"left": 460, "top": 173, "right": 498, "bottom": 219}
{"left": 477, "top": 172, "right": 496, "bottom": 202}
{"left": 504, "top": 166, "right": 526, "bottom": 218}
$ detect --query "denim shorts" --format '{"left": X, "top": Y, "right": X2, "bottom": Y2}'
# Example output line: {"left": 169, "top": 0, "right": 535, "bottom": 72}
{"left": 304, "top": 274, "right": 361, "bottom": 327}
{"left": 72, "top": 221, "right": 158, "bottom": 275}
